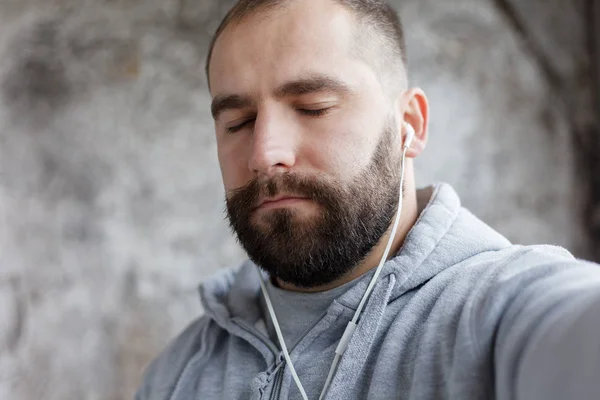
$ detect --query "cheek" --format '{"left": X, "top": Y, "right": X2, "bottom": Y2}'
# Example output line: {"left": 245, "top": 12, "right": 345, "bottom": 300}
{"left": 217, "top": 140, "right": 251, "bottom": 190}
{"left": 309, "top": 121, "right": 378, "bottom": 181}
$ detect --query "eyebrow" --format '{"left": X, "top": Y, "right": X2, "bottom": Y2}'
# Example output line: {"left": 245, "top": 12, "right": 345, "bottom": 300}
{"left": 210, "top": 75, "right": 353, "bottom": 120}
{"left": 211, "top": 94, "right": 253, "bottom": 120}
{"left": 274, "top": 75, "right": 353, "bottom": 98}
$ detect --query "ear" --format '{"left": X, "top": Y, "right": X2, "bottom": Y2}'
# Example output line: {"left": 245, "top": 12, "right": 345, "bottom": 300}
{"left": 395, "top": 88, "right": 429, "bottom": 158}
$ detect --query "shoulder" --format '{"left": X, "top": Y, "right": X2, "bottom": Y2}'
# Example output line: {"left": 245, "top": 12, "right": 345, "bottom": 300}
{"left": 446, "top": 244, "right": 599, "bottom": 357}
{"left": 135, "top": 262, "right": 254, "bottom": 400}
{"left": 135, "top": 315, "right": 215, "bottom": 400}
{"left": 465, "top": 244, "right": 600, "bottom": 334}
{"left": 481, "top": 244, "right": 598, "bottom": 286}
{"left": 460, "top": 243, "right": 599, "bottom": 301}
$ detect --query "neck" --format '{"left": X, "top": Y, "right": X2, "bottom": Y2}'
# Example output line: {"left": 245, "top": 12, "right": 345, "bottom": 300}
{"left": 276, "top": 168, "right": 419, "bottom": 293}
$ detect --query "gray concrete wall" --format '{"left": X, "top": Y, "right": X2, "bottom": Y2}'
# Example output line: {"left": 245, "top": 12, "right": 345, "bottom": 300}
{"left": 0, "top": 1, "right": 595, "bottom": 399}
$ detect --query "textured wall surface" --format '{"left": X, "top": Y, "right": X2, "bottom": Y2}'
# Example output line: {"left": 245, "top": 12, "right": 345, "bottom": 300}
{"left": 0, "top": 1, "right": 595, "bottom": 399}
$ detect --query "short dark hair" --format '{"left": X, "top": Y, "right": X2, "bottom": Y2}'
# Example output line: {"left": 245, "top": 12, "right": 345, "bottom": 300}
{"left": 205, "top": 0, "right": 408, "bottom": 93}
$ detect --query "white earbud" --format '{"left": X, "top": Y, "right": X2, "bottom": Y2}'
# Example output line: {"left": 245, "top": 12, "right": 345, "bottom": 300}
{"left": 404, "top": 123, "right": 415, "bottom": 150}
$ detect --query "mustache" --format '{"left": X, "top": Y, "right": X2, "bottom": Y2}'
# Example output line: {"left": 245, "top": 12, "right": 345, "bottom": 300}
{"left": 226, "top": 173, "right": 344, "bottom": 209}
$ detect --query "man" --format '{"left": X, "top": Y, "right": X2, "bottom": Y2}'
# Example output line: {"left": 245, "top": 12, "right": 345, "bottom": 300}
{"left": 135, "top": 0, "right": 600, "bottom": 399}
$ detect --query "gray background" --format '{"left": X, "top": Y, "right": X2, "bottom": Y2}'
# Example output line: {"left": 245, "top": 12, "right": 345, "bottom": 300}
{"left": 0, "top": 0, "right": 598, "bottom": 399}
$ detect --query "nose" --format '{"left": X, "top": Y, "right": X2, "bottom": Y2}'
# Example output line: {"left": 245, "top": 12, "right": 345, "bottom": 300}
{"left": 248, "top": 111, "right": 297, "bottom": 177}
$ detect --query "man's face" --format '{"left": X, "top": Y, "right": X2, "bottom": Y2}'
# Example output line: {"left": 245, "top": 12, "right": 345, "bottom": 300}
{"left": 209, "top": 0, "right": 402, "bottom": 287}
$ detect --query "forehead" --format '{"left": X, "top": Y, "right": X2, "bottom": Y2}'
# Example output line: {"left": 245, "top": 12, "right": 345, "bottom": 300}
{"left": 208, "top": 0, "right": 364, "bottom": 97}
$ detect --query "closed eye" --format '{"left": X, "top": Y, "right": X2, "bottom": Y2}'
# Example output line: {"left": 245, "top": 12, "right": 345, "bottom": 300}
{"left": 298, "top": 107, "right": 333, "bottom": 117}
{"left": 226, "top": 107, "right": 332, "bottom": 133}
{"left": 227, "top": 118, "right": 255, "bottom": 134}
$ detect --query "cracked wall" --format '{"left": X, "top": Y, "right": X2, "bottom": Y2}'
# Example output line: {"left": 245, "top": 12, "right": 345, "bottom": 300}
{"left": 0, "top": 1, "right": 596, "bottom": 399}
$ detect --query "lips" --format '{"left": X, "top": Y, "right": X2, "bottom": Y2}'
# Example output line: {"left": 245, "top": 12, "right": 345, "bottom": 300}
{"left": 254, "top": 196, "right": 309, "bottom": 210}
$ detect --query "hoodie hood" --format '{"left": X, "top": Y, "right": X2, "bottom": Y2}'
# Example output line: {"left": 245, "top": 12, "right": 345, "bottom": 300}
{"left": 199, "top": 182, "right": 512, "bottom": 326}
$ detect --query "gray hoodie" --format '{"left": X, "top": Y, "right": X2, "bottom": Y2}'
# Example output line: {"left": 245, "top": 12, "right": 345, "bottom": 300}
{"left": 135, "top": 183, "right": 600, "bottom": 400}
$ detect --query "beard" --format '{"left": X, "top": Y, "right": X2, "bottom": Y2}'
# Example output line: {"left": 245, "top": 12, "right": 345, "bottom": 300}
{"left": 225, "top": 118, "right": 402, "bottom": 288}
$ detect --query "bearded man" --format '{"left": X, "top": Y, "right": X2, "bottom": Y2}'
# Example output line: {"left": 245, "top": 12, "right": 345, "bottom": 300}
{"left": 136, "top": 1, "right": 600, "bottom": 399}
